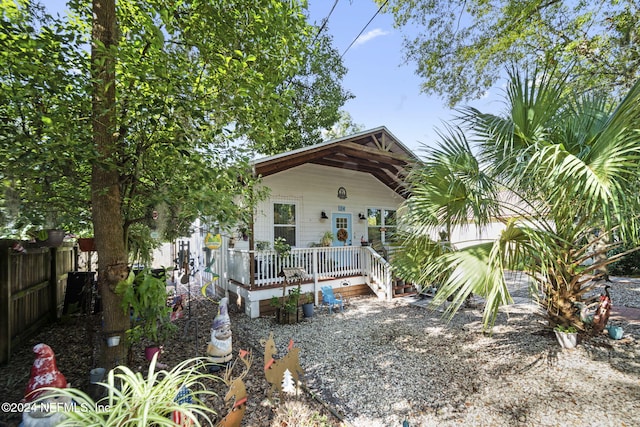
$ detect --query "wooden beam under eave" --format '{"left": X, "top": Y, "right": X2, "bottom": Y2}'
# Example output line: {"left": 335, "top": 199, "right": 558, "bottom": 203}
{"left": 317, "top": 151, "right": 404, "bottom": 175}
{"left": 255, "top": 150, "right": 330, "bottom": 176}
{"left": 341, "top": 142, "right": 409, "bottom": 163}
{"left": 338, "top": 149, "right": 407, "bottom": 169}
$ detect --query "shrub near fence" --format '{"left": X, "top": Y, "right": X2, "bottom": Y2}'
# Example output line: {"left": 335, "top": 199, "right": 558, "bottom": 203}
{"left": 0, "top": 241, "right": 75, "bottom": 365}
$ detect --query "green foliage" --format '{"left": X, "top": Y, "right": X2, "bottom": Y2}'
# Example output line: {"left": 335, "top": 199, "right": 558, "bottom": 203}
{"left": 304, "top": 292, "right": 314, "bottom": 304}
{"left": 118, "top": 268, "right": 176, "bottom": 345}
{"left": 390, "top": 232, "right": 453, "bottom": 291}
{"left": 323, "top": 110, "right": 365, "bottom": 140}
{"left": 608, "top": 243, "right": 640, "bottom": 277}
{"left": 0, "top": 0, "right": 349, "bottom": 257}
{"left": 256, "top": 240, "right": 270, "bottom": 251}
{"left": 320, "top": 231, "right": 334, "bottom": 247}
{"left": 394, "top": 66, "right": 640, "bottom": 331}
{"left": 554, "top": 325, "right": 578, "bottom": 334}
{"left": 34, "top": 355, "right": 219, "bottom": 426}
{"left": 284, "top": 287, "right": 302, "bottom": 313}
{"left": 379, "top": 0, "right": 640, "bottom": 106}
{"left": 270, "top": 287, "right": 301, "bottom": 314}
{"left": 0, "top": 1, "right": 92, "bottom": 236}
{"left": 274, "top": 236, "right": 291, "bottom": 258}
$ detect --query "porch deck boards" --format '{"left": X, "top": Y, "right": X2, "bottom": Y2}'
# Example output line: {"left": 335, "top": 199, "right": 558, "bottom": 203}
{"left": 258, "top": 283, "right": 374, "bottom": 317}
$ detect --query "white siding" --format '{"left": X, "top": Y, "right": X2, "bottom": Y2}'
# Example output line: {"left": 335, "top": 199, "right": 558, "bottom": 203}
{"left": 254, "top": 163, "right": 405, "bottom": 248}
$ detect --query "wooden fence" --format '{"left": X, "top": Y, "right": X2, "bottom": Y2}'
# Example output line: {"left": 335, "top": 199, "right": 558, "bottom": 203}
{"left": 0, "top": 241, "right": 75, "bottom": 365}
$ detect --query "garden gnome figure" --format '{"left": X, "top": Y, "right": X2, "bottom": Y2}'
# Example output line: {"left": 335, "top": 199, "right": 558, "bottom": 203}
{"left": 21, "top": 343, "right": 71, "bottom": 427}
{"left": 207, "top": 297, "right": 232, "bottom": 372}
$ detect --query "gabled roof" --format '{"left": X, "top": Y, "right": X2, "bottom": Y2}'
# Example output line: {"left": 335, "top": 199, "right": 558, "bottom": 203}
{"left": 252, "top": 126, "right": 418, "bottom": 196}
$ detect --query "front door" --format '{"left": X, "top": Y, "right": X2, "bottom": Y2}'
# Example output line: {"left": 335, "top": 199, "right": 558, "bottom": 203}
{"left": 332, "top": 213, "right": 352, "bottom": 246}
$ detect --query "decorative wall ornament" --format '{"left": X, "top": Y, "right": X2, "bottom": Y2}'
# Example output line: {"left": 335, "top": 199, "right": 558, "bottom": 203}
{"left": 337, "top": 228, "right": 348, "bottom": 243}
{"left": 337, "top": 186, "right": 347, "bottom": 199}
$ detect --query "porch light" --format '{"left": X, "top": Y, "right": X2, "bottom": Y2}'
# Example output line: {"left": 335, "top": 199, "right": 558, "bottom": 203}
{"left": 358, "top": 213, "right": 366, "bottom": 220}
{"left": 320, "top": 211, "right": 328, "bottom": 220}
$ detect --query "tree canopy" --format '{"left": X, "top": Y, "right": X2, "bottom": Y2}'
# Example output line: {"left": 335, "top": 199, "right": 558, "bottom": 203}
{"left": 378, "top": 0, "right": 640, "bottom": 106}
{"left": 0, "top": 0, "right": 350, "bottom": 245}
{"left": 1, "top": 0, "right": 351, "bottom": 367}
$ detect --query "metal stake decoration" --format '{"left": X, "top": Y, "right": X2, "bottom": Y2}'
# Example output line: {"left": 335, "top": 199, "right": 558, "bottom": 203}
{"left": 260, "top": 332, "right": 305, "bottom": 398}
{"left": 178, "top": 240, "right": 199, "bottom": 356}
{"left": 216, "top": 349, "right": 252, "bottom": 427}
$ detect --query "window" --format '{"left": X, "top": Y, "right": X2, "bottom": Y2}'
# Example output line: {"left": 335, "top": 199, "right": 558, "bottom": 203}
{"left": 274, "top": 203, "right": 296, "bottom": 246}
{"left": 366, "top": 208, "right": 396, "bottom": 244}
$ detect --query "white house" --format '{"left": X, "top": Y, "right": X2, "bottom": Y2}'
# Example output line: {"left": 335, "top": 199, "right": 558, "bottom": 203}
{"left": 194, "top": 126, "right": 420, "bottom": 318}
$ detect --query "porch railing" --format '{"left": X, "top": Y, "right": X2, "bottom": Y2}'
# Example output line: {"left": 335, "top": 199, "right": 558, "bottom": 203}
{"left": 227, "top": 245, "right": 393, "bottom": 298}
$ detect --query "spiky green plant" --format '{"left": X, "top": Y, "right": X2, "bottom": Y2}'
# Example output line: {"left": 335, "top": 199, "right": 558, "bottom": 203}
{"left": 394, "top": 66, "right": 640, "bottom": 332}
{"left": 34, "top": 355, "right": 220, "bottom": 426}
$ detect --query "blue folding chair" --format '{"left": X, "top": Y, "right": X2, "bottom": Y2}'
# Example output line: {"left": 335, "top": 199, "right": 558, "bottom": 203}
{"left": 321, "top": 286, "right": 344, "bottom": 314}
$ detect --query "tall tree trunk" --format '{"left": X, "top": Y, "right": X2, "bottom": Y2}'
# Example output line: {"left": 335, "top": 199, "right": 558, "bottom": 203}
{"left": 92, "top": 0, "right": 129, "bottom": 368}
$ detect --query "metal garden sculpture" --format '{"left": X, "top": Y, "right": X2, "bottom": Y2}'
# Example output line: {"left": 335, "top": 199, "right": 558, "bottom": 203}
{"left": 216, "top": 349, "right": 252, "bottom": 427}
{"left": 260, "top": 332, "right": 304, "bottom": 398}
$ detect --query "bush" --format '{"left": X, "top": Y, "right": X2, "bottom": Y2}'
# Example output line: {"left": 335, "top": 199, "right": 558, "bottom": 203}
{"left": 608, "top": 244, "right": 640, "bottom": 276}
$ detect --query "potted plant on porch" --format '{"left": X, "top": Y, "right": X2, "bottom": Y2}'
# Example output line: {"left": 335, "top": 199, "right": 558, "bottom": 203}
{"left": 27, "top": 227, "right": 67, "bottom": 247}
{"left": 117, "top": 268, "right": 177, "bottom": 362}
{"left": 320, "top": 231, "right": 334, "bottom": 247}
{"left": 302, "top": 292, "right": 314, "bottom": 318}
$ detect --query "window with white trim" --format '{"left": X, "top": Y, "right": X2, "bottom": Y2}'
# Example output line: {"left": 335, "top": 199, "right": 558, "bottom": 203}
{"left": 273, "top": 203, "right": 296, "bottom": 246}
{"left": 366, "top": 208, "right": 396, "bottom": 244}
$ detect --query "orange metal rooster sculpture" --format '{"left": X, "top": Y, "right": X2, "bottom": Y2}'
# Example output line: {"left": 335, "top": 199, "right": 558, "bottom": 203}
{"left": 592, "top": 285, "right": 612, "bottom": 334}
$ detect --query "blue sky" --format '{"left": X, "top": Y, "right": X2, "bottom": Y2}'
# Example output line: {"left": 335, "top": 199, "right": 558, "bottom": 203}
{"left": 43, "top": 0, "right": 503, "bottom": 153}
{"left": 306, "top": 1, "right": 503, "bottom": 153}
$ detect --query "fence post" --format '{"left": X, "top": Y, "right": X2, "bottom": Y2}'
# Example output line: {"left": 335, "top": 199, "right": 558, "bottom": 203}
{"left": 0, "top": 243, "right": 11, "bottom": 364}
{"left": 50, "top": 247, "right": 59, "bottom": 320}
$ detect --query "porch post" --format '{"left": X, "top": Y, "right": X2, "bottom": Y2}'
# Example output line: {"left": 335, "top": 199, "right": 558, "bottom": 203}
{"left": 312, "top": 248, "right": 319, "bottom": 305}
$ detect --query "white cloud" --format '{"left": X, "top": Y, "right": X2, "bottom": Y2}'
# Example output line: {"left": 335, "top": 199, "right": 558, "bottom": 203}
{"left": 353, "top": 28, "right": 390, "bottom": 47}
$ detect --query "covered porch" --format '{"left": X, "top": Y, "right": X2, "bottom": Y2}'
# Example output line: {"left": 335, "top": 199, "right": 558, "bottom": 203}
{"left": 223, "top": 245, "right": 415, "bottom": 318}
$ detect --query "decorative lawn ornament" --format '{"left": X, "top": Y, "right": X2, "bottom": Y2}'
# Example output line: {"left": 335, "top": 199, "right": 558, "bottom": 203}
{"left": 281, "top": 369, "right": 297, "bottom": 394}
{"left": 207, "top": 297, "right": 233, "bottom": 372}
{"left": 170, "top": 294, "right": 185, "bottom": 321}
{"left": 24, "top": 344, "right": 67, "bottom": 401}
{"left": 200, "top": 275, "right": 220, "bottom": 302}
{"left": 593, "top": 285, "right": 612, "bottom": 334}
{"left": 172, "top": 386, "right": 193, "bottom": 427}
{"left": 216, "top": 349, "right": 252, "bottom": 427}
{"left": 22, "top": 344, "right": 71, "bottom": 427}
{"left": 260, "top": 332, "right": 304, "bottom": 398}
{"left": 205, "top": 232, "right": 222, "bottom": 250}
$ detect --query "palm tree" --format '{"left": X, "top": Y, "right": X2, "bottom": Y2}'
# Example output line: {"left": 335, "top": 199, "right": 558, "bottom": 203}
{"left": 393, "top": 67, "right": 640, "bottom": 332}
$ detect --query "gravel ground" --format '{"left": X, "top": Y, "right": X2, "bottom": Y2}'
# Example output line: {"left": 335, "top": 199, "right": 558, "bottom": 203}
{"left": 233, "top": 273, "right": 640, "bottom": 426}
{"left": 1, "top": 273, "right": 638, "bottom": 427}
